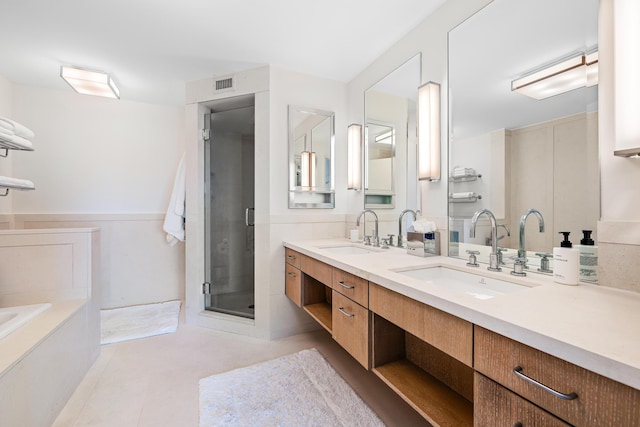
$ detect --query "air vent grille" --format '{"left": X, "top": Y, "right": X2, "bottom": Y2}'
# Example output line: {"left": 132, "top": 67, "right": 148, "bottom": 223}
{"left": 215, "top": 77, "right": 234, "bottom": 91}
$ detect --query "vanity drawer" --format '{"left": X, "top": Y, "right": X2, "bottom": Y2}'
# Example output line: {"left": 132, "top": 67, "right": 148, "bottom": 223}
{"left": 369, "top": 282, "right": 472, "bottom": 366}
{"left": 285, "top": 263, "right": 302, "bottom": 307}
{"left": 474, "top": 326, "right": 640, "bottom": 426}
{"left": 475, "top": 372, "right": 570, "bottom": 427}
{"left": 300, "top": 254, "right": 332, "bottom": 286}
{"left": 285, "top": 248, "right": 301, "bottom": 269}
{"left": 332, "top": 291, "right": 369, "bottom": 369}
{"left": 332, "top": 268, "right": 368, "bottom": 308}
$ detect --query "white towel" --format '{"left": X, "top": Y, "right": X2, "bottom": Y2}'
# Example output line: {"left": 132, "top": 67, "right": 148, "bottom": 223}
{"left": 0, "top": 133, "right": 33, "bottom": 150}
{"left": 410, "top": 218, "right": 436, "bottom": 233}
{"left": 163, "top": 153, "right": 186, "bottom": 246}
{"left": 0, "top": 176, "right": 35, "bottom": 190}
{"left": 450, "top": 192, "right": 476, "bottom": 199}
{"left": 0, "top": 117, "right": 35, "bottom": 140}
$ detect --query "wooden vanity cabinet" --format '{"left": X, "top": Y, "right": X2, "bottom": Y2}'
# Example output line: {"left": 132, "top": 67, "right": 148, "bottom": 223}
{"left": 474, "top": 326, "right": 640, "bottom": 426}
{"left": 369, "top": 282, "right": 474, "bottom": 427}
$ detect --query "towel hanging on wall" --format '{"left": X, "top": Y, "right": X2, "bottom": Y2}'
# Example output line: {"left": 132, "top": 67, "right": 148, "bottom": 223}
{"left": 163, "top": 153, "right": 186, "bottom": 246}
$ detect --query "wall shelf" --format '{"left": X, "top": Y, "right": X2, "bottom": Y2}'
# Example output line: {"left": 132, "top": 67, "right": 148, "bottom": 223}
{"left": 449, "top": 173, "right": 482, "bottom": 183}
{"left": 449, "top": 194, "right": 481, "bottom": 203}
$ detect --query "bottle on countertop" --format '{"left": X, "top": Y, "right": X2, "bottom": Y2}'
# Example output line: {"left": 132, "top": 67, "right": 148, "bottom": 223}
{"left": 575, "top": 230, "right": 598, "bottom": 282}
{"left": 553, "top": 232, "right": 579, "bottom": 285}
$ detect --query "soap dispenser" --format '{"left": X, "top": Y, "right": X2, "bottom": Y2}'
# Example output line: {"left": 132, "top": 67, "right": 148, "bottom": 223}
{"left": 553, "top": 232, "right": 579, "bottom": 285}
{"left": 575, "top": 230, "right": 598, "bottom": 282}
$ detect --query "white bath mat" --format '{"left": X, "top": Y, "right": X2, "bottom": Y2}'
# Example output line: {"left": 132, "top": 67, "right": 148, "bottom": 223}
{"left": 199, "top": 348, "right": 384, "bottom": 427}
{"left": 100, "top": 300, "right": 181, "bottom": 345}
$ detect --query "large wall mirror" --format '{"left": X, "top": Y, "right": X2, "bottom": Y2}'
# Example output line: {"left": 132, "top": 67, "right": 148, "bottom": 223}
{"left": 448, "top": 0, "right": 599, "bottom": 280}
{"left": 364, "top": 54, "right": 421, "bottom": 211}
{"left": 288, "top": 105, "right": 335, "bottom": 208}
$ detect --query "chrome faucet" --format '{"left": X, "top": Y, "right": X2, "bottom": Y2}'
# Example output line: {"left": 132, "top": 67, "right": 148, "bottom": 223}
{"left": 397, "top": 209, "right": 417, "bottom": 247}
{"left": 470, "top": 209, "right": 501, "bottom": 271}
{"left": 356, "top": 209, "right": 379, "bottom": 247}
{"left": 518, "top": 209, "right": 545, "bottom": 267}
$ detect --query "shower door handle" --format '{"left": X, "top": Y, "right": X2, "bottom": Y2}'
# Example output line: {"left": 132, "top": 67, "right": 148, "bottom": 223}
{"left": 245, "top": 207, "right": 255, "bottom": 227}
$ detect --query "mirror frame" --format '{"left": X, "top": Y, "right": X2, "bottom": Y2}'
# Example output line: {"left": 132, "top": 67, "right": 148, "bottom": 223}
{"left": 288, "top": 105, "right": 335, "bottom": 209}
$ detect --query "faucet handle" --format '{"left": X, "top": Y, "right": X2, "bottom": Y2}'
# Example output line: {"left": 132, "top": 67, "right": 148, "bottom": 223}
{"left": 466, "top": 250, "right": 480, "bottom": 267}
{"left": 387, "top": 234, "right": 395, "bottom": 247}
{"left": 363, "top": 235, "right": 372, "bottom": 246}
{"left": 381, "top": 238, "right": 390, "bottom": 249}
{"left": 535, "top": 252, "right": 554, "bottom": 274}
{"left": 511, "top": 257, "right": 527, "bottom": 277}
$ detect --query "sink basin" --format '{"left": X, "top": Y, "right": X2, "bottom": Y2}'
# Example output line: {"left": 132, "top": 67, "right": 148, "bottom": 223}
{"left": 320, "top": 245, "right": 375, "bottom": 255}
{"left": 396, "top": 266, "right": 530, "bottom": 300}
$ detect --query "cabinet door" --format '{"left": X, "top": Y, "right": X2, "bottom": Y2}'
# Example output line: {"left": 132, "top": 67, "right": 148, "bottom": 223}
{"left": 332, "top": 268, "right": 368, "bottom": 307}
{"left": 475, "top": 327, "right": 640, "bottom": 426}
{"left": 285, "top": 263, "right": 302, "bottom": 307}
{"left": 475, "top": 373, "right": 570, "bottom": 427}
{"left": 332, "top": 291, "right": 369, "bottom": 369}
{"left": 285, "top": 248, "right": 301, "bottom": 268}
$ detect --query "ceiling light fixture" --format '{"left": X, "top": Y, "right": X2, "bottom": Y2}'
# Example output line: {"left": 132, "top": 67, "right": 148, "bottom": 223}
{"left": 511, "top": 51, "right": 598, "bottom": 100}
{"left": 60, "top": 66, "right": 120, "bottom": 99}
{"left": 417, "top": 82, "right": 441, "bottom": 181}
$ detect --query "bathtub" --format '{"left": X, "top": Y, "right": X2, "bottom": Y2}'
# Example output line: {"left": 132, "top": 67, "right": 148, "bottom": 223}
{"left": 0, "top": 303, "right": 52, "bottom": 340}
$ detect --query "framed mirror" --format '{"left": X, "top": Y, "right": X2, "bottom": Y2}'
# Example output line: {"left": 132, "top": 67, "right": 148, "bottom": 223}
{"left": 448, "top": 0, "right": 599, "bottom": 281}
{"left": 364, "top": 54, "right": 421, "bottom": 211}
{"left": 288, "top": 105, "right": 335, "bottom": 208}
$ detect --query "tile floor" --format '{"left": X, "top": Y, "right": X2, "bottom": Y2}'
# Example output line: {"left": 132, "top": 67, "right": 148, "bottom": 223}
{"left": 53, "top": 313, "right": 431, "bottom": 427}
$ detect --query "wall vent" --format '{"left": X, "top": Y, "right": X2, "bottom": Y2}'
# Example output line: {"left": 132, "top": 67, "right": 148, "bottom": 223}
{"left": 215, "top": 76, "right": 234, "bottom": 92}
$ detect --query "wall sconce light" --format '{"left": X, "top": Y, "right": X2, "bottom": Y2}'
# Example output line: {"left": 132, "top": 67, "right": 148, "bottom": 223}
{"left": 417, "top": 82, "right": 441, "bottom": 181}
{"left": 347, "top": 123, "right": 362, "bottom": 190}
{"left": 300, "top": 150, "right": 316, "bottom": 188}
{"left": 60, "top": 66, "right": 120, "bottom": 99}
{"left": 511, "top": 51, "right": 598, "bottom": 100}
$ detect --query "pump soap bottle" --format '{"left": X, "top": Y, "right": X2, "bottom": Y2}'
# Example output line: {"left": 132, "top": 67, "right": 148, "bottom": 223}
{"left": 576, "top": 230, "right": 598, "bottom": 282}
{"left": 553, "top": 232, "right": 579, "bottom": 285}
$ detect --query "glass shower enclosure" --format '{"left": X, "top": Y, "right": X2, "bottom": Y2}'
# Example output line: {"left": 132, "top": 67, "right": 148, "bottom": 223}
{"left": 203, "top": 95, "right": 255, "bottom": 319}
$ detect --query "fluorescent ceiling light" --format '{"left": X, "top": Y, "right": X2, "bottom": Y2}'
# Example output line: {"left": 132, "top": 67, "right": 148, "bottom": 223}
{"left": 512, "top": 52, "right": 598, "bottom": 100}
{"left": 60, "top": 66, "right": 120, "bottom": 99}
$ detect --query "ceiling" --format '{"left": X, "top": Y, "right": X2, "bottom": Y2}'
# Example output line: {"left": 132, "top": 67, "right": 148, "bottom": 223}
{"left": 0, "top": 0, "right": 447, "bottom": 106}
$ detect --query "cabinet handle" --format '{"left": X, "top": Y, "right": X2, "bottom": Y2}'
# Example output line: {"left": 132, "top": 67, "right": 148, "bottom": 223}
{"left": 513, "top": 423, "right": 523, "bottom": 427}
{"left": 337, "top": 281, "right": 355, "bottom": 289}
{"left": 287, "top": 255, "right": 296, "bottom": 260}
{"left": 338, "top": 307, "right": 355, "bottom": 317}
{"left": 513, "top": 366, "right": 578, "bottom": 400}
{"left": 287, "top": 272, "right": 296, "bottom": 278}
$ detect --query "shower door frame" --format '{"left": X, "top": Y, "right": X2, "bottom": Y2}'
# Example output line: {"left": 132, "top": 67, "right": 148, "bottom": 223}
{"left": 203, "top": 99, "right": 256, "bottom": 319}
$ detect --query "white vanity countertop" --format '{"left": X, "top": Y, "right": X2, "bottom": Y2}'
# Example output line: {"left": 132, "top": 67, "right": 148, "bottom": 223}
{"left": 283, "top": 238, "right": 640, "bottom": 391}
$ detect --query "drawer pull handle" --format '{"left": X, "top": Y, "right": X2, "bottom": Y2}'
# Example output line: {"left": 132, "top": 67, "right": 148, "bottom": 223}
{"left": 287, "top": 255, "right": 296, "bottom": 260}
{"left": 338, "top": 307, "right": 355, "bottom": 318}
{"left": 513, "top": 423, "right": 523, "bottom": 427}
{"left": 287, "top": 272, "right": 296, "bottom": 278}
{"left": 338, "top": 281, "right": 355, "bottom": 290}
{"left": 513, "top": 366, "right": 578, "bottom": 400}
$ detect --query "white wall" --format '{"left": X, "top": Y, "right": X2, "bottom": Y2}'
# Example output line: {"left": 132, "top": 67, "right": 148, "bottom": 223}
{"left": 597, "top": 0, "right": 640, "bottom": 292}
{"left": 0, "top": 75, "right": 14, "bottom": 215}
{"left": 11, "top": 85, "right": 184, "bottom": 213}
{"left": 346, "top": 0, "right": 493, "bottom": 236}
{"left": 2, "top": 82, "right": 186, "bottom": 308}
